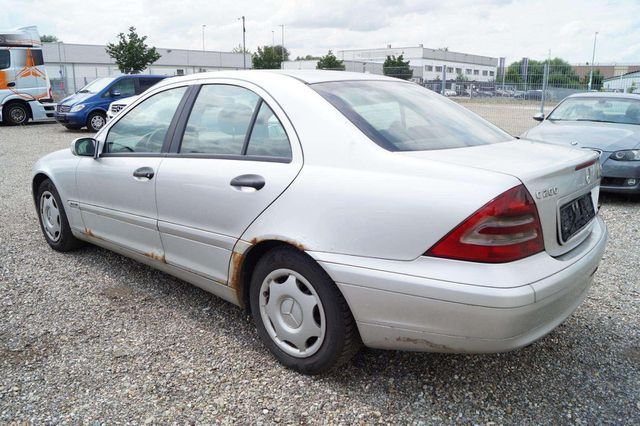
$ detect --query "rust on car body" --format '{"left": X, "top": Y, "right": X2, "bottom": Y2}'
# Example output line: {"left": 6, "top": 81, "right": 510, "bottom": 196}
{"left": 143, "top": 252, "right": 166, "bottom": 263}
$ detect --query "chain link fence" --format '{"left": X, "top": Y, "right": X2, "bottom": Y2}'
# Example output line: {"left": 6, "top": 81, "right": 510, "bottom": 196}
{"left": 318, "top": 64, "right": 640, "bottom": 137}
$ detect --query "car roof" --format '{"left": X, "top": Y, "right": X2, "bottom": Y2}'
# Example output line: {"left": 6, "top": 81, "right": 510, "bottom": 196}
{"left": 154, "top": 69, "right": 404, "bottom": 88}
{"left": 565, "top": 92, "right": 640, "bottom": 100}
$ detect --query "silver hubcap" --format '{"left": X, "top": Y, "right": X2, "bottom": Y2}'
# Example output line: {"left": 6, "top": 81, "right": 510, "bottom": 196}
{"left": 259, "top": 269, "right": 326, "bottom": 358}
{"left": 90, "top": 115, "right": 105, "bottom": 130}
{"left": 40, "top": 191, "right": 61, "bottom": 242}
{"left": 10, "top": 107, "right": 26, "bottom": 123}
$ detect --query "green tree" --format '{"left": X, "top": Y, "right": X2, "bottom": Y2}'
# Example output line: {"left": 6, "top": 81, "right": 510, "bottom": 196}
{"left": 383, "top": 54, "right": 413, "bottom": 80}
{"left": 105, "top": 27, "right": 161, "bottom": 74}
{"left": 231, "top": 44, "right": 251, "bottom": 54}
{"left": 296, "top": 54, "right": 321, "bottom": 61}
{"left": 504, "top": 58, "right": 580, "bottom": 89}
{"left": 456, "top": 72, "right": 468, "bottom": 82}
{"left": 316, "top": 50, "right": 345, "bottom": 70}
{"left": 40, "top": 34, "right": 60, "bottom": 43}
{"left": 581, "top": 69, "right": 603, "bottom": 90}
{"left": 252, "top": 45, "right": 289, "bottom": 69}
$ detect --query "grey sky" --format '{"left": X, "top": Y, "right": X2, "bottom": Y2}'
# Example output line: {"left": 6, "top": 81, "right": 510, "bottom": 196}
{"left": 2, "top": 0, "right": 639, "bottom": 64}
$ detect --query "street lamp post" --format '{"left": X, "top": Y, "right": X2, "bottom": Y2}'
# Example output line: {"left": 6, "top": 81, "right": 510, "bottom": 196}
{"left": 279, "top": 24, "right": 285, "bottom": 67}
{"left": 237, "top": 16, "right": 246, "bottom": 69}
{"left": 588, "top": 31, "right": 598, "bottom": 91}
{"left": 201, "top": 24, "right": 206, "bottom": 52}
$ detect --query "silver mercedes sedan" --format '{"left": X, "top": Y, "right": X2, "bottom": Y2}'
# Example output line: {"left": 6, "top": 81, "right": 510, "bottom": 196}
{"left": 32, "top": 70, "right": 608, "bottom": 374}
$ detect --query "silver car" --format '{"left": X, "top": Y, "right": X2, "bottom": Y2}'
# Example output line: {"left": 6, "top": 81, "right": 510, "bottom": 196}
{"left": 32, "top": 71, "right": 608, "bottom": 374}
{"left": 524, "top": 92, "right": 640, "bottom": 195}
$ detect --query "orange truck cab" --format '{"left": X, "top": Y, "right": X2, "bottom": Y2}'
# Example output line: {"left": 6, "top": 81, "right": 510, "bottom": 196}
{"left": 0, "top": 26, "right": 56, "bottom": 125}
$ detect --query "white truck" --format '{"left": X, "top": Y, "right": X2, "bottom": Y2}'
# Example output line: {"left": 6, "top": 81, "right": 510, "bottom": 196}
{"left": 0, "top": 26, "right": 55, "bottom": 125}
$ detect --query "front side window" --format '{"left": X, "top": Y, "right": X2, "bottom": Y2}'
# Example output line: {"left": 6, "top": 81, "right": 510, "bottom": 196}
{"left": 313, "top": 81, "right": 510, "bottom": 151}
{"left": 548, "top": 97, "right": 640, "bottom": 125}
{"left": 31, "top": 49, "right": 44, "bottom": 66}
{"left": 105, "top": 86, "right": 187, "bottom": 154}
{"left": 180, "top": 85, "right": 260, "bottom": 155}
{"left": 246, "top": 103, "right": 292, "bottom": 159}
{"left": 0, "top": 50, "right": 9, "bottom": 69}
{"left": 106, "top": 78, "right": 136, "bottom": 97}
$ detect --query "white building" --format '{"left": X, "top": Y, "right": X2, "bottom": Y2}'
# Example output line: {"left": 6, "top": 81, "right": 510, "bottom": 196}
{"left": 42, "top": 42, "right": 251, "bottom": 97}
{"left": 603, "top": 70, "right": 640, "bottom": 93}
{"left": 337, "top": 45, "right": 499, "bottom": 82}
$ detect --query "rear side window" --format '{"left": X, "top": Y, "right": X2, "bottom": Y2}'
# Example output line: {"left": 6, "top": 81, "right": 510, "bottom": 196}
{"left": 0, "top": 50, "right": 9, "bottom": 69}
{"left": 180, "top": 85, "right": 260, "bottom": 155}
{"left": 313, "top": 81, "right": 510, "bottom": 151}
{"left": 245, "top": 103, "right": 292, "bottom": 159}
{"left": 105, "top": 86, "right": 187, "bottom": 154}
{"left": 138, "top": 78, "right": 163, "bottom": 93}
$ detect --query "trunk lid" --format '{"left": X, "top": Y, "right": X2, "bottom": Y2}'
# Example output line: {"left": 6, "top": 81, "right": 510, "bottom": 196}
{"left": 399, "top": 139, "right": 600, "bottom": 257}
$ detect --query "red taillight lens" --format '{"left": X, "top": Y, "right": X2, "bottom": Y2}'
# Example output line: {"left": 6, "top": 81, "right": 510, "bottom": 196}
{"left": 425, "top": 184, "right": 545, "bottom": 263}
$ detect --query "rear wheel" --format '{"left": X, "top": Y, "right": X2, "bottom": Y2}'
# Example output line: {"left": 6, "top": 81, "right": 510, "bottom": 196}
{"left": 36, "top": 179, "right": 84, "bottom": 252}
{"left": 3, "top": 102, "right": 29, "bottom": 125}
{"left": 249, "top": 247, "right": 360, "bottom": 375}
{"left": 86, "top": 111, "right": 106, "bottom": 132}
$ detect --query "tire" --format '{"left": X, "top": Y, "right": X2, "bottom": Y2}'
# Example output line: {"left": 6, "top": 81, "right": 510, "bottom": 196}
{"left": 36, "top": 179, "right": 84, "bottom": 252}
{"left": 86, "top": 111, "right": 107, "bottom": 132}
{"left": 64, "top": 124, "right": 82, "bottom": 130}
{"left": 249, "top": 247, "right": 361, "bottom": 375}
{"left": 3, "top": 102, "right": 29, "bottom": 125}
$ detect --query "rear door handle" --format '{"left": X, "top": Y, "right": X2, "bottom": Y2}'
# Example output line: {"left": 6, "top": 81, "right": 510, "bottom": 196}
{"left": 133, "top": 167, "right": 154, "bottom": 179}
{"left": 230, "top": 174, "right": 265, "bottom": 190}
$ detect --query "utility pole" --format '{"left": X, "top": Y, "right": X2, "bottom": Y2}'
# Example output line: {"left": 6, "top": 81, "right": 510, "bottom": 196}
{"left": 201, "top": 25, "right": 206, "bottom": 52}
{"left": 279, "top": 24, "right": 285, "bottom": 67}
{"left": 237, "top": 16, "right": 246, "bottom": 69}
{"left": 588, "top": 32, "right": 598, "bottom": 91}
{"left": 272, "top": 30, "right": 275, "bottom": 47}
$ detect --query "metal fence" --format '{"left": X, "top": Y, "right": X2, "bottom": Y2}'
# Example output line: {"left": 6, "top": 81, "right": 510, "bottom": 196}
{"left": 318, "top": 64, "right": 640, "bottom": 136}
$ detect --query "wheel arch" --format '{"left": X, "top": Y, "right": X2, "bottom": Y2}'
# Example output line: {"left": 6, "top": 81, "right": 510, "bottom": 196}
{"left": 232, "top": 239, "right": 319, "bottom": 312}
{"left": 32, "top": 172, "right": 52, "bottom": 206}
{"left": 3, "top": 98, "right": 33, "bottom": 120}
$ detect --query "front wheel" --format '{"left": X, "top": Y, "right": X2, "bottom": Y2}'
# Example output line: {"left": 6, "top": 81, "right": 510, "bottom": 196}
{"left": 3, "top": 102, "right": 29, "bottom": 125}
{"left": 249, "top": 247, "right": 361, "bottom": 375}
{"left": 36, "top": 179, "right": 84, "bottom": 252}
{"left": 86, "top": 111, "right": 107, "bottom": 132}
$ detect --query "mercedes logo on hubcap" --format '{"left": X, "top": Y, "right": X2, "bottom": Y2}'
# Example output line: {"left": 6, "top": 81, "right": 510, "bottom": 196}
{"left": 280, "top": 297, "right": 303, "bottom": 328}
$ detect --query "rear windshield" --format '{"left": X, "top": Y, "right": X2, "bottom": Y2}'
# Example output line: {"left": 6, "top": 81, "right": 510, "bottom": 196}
{"left": 313, "top": 80, "right": 511, "bottom": 151}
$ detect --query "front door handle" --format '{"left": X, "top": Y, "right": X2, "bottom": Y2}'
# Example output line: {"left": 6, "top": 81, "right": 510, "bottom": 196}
{"left": 7, "top": 82, "right": 15, "bottom": 87}
{"left": 230, "top": 174, "right": 265, "bottom": 190}
{"left": 133, "top": 167, "right": 155, "bottom": 179}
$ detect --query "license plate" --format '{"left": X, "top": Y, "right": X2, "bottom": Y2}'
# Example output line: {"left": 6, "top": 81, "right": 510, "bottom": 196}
{"left": 559, "top": 193, "right": 596, "bottom": 242}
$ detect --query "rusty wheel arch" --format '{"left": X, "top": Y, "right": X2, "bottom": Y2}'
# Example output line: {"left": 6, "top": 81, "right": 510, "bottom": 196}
{"left": 232, "top": 239, "right": 309, "bottom": 312}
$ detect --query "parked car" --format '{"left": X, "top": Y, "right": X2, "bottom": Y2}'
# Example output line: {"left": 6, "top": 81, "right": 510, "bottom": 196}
{"left": 33, "top": 71, "right": 607, "bottom": 375}
{"left": 107, "top": 95, "right": 139, "bottom": 121}
{"left": 55, "top": 74, "right": 167, "bottom": 132}
{"left": 443, "top": 89, "right": 457, "bottom": 97}
{"left": 523, "top": 92, "right": 640, "bottom": 194}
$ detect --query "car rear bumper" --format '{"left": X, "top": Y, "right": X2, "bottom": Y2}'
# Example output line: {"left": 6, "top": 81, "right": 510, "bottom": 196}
{"left": 310, "top": 216, "right": 607, "bottom": 353}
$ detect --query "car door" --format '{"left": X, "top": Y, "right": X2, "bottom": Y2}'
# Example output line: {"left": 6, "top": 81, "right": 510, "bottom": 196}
{"left": 154, "top": 82, "right": 303, "bottom": 283}
{"left": 76, "top": 84, "right": 190, "bottom": 258}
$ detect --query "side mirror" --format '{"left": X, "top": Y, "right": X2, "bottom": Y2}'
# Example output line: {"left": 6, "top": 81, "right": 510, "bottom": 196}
{"left": 70, "top": 137, "right": 97, "bottom": 157}
{"left": 533, "top": 112, "right": 545, "bottom": 122}
{"left": 111, "top": 89, "right": 121, "bottom": 97}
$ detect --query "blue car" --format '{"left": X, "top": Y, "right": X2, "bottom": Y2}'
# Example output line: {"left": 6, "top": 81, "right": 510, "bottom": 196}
{"left": 55, "top": 74, "right": 167, "bottom": 132}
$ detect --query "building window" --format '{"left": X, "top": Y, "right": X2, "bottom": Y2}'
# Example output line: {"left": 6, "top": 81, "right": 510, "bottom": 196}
{"left": 455, "top": 68, "right": 462, "bottom": 74}
{"left": 473, "top": 69, "right": 479, "bottom": 75}
{"left": 176, "top": 69, "right": 185, "bottom": 76}
{"left": 435, "top": 66, "right": 443, "bottom": 72}
{"left": 466, "top": 69, "right": 472, "bottom": 74}
{"left": 482, "top": 70, "right": 488, "bottom": 76}
{"left": 489, "top": 71, "right": 495, "bottom": 76}
{"left": 425, "top": 65, "right": 433, "bottom": 71}
{"left": 447, "top": 67, "right": 453, "bottom": 73}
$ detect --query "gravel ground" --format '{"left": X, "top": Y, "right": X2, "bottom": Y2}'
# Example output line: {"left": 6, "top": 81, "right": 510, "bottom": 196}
{"left": 0, "top": 122, "right": 639, "bottom": 424}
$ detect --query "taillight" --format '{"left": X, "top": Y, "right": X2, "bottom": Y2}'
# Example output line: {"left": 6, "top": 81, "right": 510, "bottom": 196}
{"left": 425, "top": 184, "right": 544, "bottom": 263}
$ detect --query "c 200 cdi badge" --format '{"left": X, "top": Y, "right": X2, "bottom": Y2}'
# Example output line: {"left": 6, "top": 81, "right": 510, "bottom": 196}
{"left": 33, "top": 70, "right": 608, "bottom": 374}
